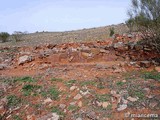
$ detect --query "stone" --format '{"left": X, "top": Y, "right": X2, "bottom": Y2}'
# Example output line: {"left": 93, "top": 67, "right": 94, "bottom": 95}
{"left": 78, "top": 101, "right": 83, "bottom": 107}
{"left": 0, "top": 64, "right": 7, "bottom": 70}
{"left": 59, "top": 104, "right": 66, "bottom": 110}
{"left": 43, "top": 98, "right": 52, "bottom": 104}
{"left": 70, "top": 102, "right": 76, "bottom": 105}
{"left": 117, "top": 104, "right": 127, "bottom": 111}
{"left": 81, "top": 52, "right": 92, "bottom": 57}
{"left": 74, "top": 94, "right": 82, "bottom": 100}
{"left": 140, "top": 61, "right": 151, "bottom": 68}
{"left": 70, "top": 86, "right": 77, "bottom": 91}
{"left": 76, "top": 118, "right": 82, "bottom": 120}
{"left": 149, "top": 101, "right": 158, "bottom": 108}
{"left": 134, "top": 45, "right": 143, "bottom": 50}
{"left": 37, "top": 113, "right": 59, "bottom": 120}
{"left": 143, "top": 88, "right": 150, "bottom": 94}
{"left": 127, "top": 97, "right": 138, "bottom": 102}
{"left": 80, "top": 90, "right": 90, "bottom": 96}
{"left": 100, "top": 49, "right": 110, "bottom": 54}
{"left": 102, "top": 102, "right": 109, "bottom": 108}
{"left": 155, "top": 67, "right": 160, "bottom": 72}
{"left": 18, "top": 55, "right": 33, "bottom": 65}
{"left": 113, "top": 42, "right": 124, "bottom": 49}
{"left": 86, "top": 111, "right": 97, "bottom": 120}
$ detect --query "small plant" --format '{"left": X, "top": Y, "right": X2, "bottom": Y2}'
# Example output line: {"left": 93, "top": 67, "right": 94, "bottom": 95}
{"left": 109, "top": 27, "right": 115, "bottom": 37}
{"left": 51, "top": 106, "right": 65, "bottom": 116}
{"left": 134, "top": 90, "right": 144, "bottom": 100}
{"left": 68, "top": 105, "right": 79, "bottom": 112}
{"left": 96, "top": 94, "right": 111, "bottom": 102}
{"left": 12, "top": 115, "right": 22, "bottom": 120}
{"left": 41, "top": 87, "right": 60, "bottom": 100}
{"left": 0, "top": 32, "right": 10, "bottom": 42}
{"left": 15, "top": 76, "right": 36, "bottom": 83}
{"left": 22, "top": 84, "right": 41, "bottom": 96}
{"left": 49, "top": 87, "right": 60, "bottom": 100}
{"left": 116, "top": 81, "right": 125, "bottom": 86}
{"left": 7, "top": 95, "right": 21, "bottom": 108}
{"left": 51, "top": 78, "right": 63, "bottom": 82}
{"left": 65, "top": 80, "right": 77, "bottom": 87}
{"left": 143, "top": 71, "right": 160, "bottom": 81}
{"left": 80, "top": 80, "right": 96, "bottom": 87}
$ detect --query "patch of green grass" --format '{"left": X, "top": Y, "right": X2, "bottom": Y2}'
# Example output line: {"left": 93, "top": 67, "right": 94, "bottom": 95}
{"left": 96, "top": 94, "right": 111, "bottom": 102}
{"left": 41, "top": 87, "right": 60, "bottom": 100}
{"left": 80, "top": 80, "right": 97, "bottom": 87}
{"left": 68, "top": 105, "right": 79, "bottom": 112}
{"left": 22, "top": 84, "right": 41, "bottom": 96}
{"left": 142, "top": 71, "right": 160, "bottom": 81}
{"left": 65, "top": 80, "right": 77, "bottom": 87}
{"left": 7, "top": 95, "right": 21, "bottom": 108}
{"left": 134, "top": 90, "right": 145, "bottom": 100}
{"left": 51, "top": 106, "right": 65, "bottom": 116}
{"left": 116, "top": 81, "right": 125, "bottom": 86}
{"left": 51, "top": 78, "right": 63, "bottom": 82}
{"left": 15, "top": 76, "right": 36, "bottom": 83}
{"left": 12, "top": 115, "right": 22, "bottom": 120}
{"left": 49, "top": 87, "right": 60, "bottom": 100}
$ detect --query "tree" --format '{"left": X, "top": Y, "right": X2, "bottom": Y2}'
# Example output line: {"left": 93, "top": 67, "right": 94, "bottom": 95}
{"left": 12, "top": 31, "right": 24, "bottom": 42}
{"left": 127, "top": 0, "right": 160, "bottom": 53}
{"left": 0, "top": 32, "right": 10, "bottom": 43}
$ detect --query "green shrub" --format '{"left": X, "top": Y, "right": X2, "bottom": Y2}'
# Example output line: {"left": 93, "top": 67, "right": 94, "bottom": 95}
{"left": 7, "top": 95, "right": 21, "bottom": 108}
{"left": 109, "top": 27, "right": 115, "bottom": 37}
{"left": 0, "top": 32, "right": 10, "bottom": 42}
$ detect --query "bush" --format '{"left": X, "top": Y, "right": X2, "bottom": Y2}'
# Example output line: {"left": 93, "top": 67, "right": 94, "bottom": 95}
{"left": 127, "top": 0, "right": 160, "bottom": 53}
{"left": 12, "top": 31, "right": 25, "bottom": 42}
{"left": 0, "top": 32, "right": 10, "bottom": 42}
{"left": 109, "top": 27, "right": 115, "bottom": 37}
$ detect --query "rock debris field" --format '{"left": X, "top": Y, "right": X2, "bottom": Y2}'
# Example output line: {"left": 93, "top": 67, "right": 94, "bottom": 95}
{"left": 0, "top": 34, "right": 160, "bottom": 120}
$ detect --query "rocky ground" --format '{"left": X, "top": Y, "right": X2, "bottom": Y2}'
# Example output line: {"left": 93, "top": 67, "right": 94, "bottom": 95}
{"left": 0, "top": 34, "right": 160, "bottom": 120}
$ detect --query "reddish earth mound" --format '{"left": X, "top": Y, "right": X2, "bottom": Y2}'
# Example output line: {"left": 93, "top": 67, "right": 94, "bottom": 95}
{"left": 0, "top": 37, "right": 160, "bottom": 120}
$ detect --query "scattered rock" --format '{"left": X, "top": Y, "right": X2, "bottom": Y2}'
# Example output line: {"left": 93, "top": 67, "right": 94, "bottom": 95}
{"left": 149, "top": 101, "right": 158, "bottom": 108}
{"left": 74, "top": 94, "right": 82, "bottom": 100}
{"left": 0, "top": 64, "right": 7, "bottom": 70}
{"left": 117, "top": 104, "right": 127, "bottom": 111}
{"left": 76, "top": 118, "right": 82, "bottom": 120}
{"left": 18, "top": 55, "right": 33, "bottom": 65}
{"left": 127, "top": 97, "right": 138, "bottom": 102}
{"left": 113, "top": 42, "right": 124, "bottom": 49}
{"left": 102, "top": 102, "right": 109, "bottom": 108}
{"left": 78, "top": 101, "right": 83, "bottom": 107}
{"left": 86, "top": 111, "right": 97, "bottom": 120}
{"left": 70, "top": 102, "right": 76, "bottom": 106}
{"left": 140, "top": 61, "right": 151, "bottom": 68}
{"left": 43, "top": 98, "right": 52, "bottom": 104}
{"left": 70, "top": 86, "right": 77, "bottom": 91}
{"left": 143, "top": 88, "right": 150, "bottom": 94}
{"left": 37, "top": 113, "right": 59, "bottom": 120}
{"left": 134, "top": 44, "right": 143, "bottom": 50}
{"left": 59, "top": 104, "right": 66, "bottom": 110}
{"left": 80, "top": 90, "right": 90, "bottom": 96}
{"left": 155, "top": 67, "right": 160, "bottom": 72}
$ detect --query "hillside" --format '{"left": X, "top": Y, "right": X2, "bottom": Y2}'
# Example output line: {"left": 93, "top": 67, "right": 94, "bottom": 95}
{"left": 0, "top": 24, "right": 160, "bottom": 120}
{"left": 0, "top": 23, "right": 128, "bottom": 47}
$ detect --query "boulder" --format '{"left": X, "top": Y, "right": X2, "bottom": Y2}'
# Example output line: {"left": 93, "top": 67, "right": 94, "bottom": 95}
{"left": 0, "top": 64, "right": 7, "bottom": 70}
{"left": 140, "top": 61, "right": 151, "bottom": 68}
{"left": 18, "top": 55, "right": 33, "bottom": 65}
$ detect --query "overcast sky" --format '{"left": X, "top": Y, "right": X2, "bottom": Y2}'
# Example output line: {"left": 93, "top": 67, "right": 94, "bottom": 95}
{"left": 0, "top": 0, "right": 130, "bottom": 33}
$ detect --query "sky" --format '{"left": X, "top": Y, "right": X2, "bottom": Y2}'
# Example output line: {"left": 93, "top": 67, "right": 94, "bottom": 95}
{"left": 0, "top": 0, "right": 130, "bottom": 33}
